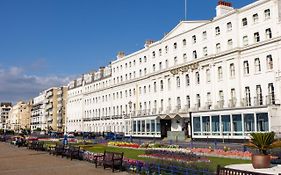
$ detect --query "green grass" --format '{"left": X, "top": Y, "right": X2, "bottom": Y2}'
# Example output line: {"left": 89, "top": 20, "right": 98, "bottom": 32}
{"left": 85, "top": 144, "right": 251, "bottom": 172}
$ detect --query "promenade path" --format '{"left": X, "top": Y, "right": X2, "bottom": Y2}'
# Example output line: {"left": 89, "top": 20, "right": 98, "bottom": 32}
{"left": 0, "top": 142, "right": 127, "bottom": 175}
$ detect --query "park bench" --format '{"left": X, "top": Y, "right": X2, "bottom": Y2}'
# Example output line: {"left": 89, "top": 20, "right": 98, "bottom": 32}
{"left": 62, "top": 146, "right": 82, "bottom": 160}
{"left": 94, "top": 151, "right": 124, "bottom": 172}
{"left": 49, "top": 143, "right": 65, "bottom": 156}
{"left": 28, "top": 141, "right": 45, "bottom": 151}
{"left": 216, "top": 165, "right": 279, "bottom": 175}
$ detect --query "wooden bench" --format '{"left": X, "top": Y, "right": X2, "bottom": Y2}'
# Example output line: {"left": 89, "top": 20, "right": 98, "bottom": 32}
{"left": 94, "top": 151, "right": 124, "bottom": 172}
{"left": 62, "top": 146, "right": 82, "bottom": 160}
{"left": 217, "top": 165, "right": 278, "bottom": 175}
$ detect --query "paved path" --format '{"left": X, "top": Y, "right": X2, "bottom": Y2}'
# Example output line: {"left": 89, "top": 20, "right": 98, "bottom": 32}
{"left": 0, "top": 142, "right": 127, "bottom": 175}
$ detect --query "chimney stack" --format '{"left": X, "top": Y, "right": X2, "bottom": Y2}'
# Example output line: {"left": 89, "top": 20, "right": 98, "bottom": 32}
{"left": 117, "top": 51, "right": 125, "bottom": 59}
{"left": 144, "top": 40, "right": 155, "bottom": 48}
{"left": 216, "top": 0, "right": 234, "bottom": 17}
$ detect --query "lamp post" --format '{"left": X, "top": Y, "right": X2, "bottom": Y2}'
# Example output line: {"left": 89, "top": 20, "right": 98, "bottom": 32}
{"left": 128, "top": 101, "right": 132, "bottom": 142}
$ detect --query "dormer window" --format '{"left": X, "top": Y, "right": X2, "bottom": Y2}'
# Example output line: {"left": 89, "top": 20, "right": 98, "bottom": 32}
{"left": 152, "top": 51, "right": 156, "bottom": 58}
{"left": 215, "top": 26, "right": 220, "bottom": 35}
{"left": 193, "top": 50, "right": 197, "bottom": 59}
{"left": 165, "top": 46, "right": 168, "bottom": 53}
{"left": 227, "top": 22, "right": 232, "bottom": 31}
{"left": 159, "top": 49, "right": 162, "bottom": 56}
{"left": 266, "top": 28, "right": 272, "bottom": 39}
{"left": 254, "top": 32, "right": 260, "bottom": 43}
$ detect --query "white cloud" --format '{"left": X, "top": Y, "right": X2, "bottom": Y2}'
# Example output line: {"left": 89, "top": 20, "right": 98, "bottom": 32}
{"left": 0, "top": 66, "right": 74, "bottom": 103}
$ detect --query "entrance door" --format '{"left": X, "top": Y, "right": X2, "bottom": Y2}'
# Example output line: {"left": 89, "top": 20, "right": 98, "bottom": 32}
{"left": 160, "top": 119, "right": 171, "bottom": 138}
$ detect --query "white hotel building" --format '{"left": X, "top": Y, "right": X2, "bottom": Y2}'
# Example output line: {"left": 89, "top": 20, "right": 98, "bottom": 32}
{"left": 67, "top": 0, "right": 281, "bottom": 140}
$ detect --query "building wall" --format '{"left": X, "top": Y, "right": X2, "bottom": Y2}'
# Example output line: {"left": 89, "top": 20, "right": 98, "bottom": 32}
{"left": 66, "top": 0, "right": 281, "bottom": 139}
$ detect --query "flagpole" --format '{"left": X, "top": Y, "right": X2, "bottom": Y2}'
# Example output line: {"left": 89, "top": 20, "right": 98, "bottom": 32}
{"left": 185, "top": 0, "right": 187, "bottom": 20}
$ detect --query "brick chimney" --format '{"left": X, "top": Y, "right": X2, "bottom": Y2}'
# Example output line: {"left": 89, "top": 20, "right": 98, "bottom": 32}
{"left": 216, "top": 0, "right": 234, "bottom": 17}
{"left": 117, "top": 51, "right": 125, "bottom": 59}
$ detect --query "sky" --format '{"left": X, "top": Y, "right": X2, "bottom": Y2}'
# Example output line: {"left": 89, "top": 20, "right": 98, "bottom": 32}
{"left": 0, "top": 0, "right": 255, "bottom": 103}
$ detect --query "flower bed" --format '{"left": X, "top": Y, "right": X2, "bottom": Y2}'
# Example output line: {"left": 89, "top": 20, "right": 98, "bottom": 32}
{"left": 139, "top": 149, "right": 210, "bottom": 164}
{"left": 191, "top": 148, "right": 252, "bottom": 160}
{"left": 108, "top": 141, "right": 140, "bottom": 148}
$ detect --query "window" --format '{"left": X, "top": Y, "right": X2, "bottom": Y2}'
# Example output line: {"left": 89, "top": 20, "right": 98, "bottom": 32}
{"left": 254, "top": 58, "right": 261, "bottom": 72}
{"left": 144, "top": 68, "right": 147, "bottom": 75}
{"left": 173, "top": 42, "right": 177, "bottom": 49}
{"left": 129, "top": 62, "right": 132, "bottom": 67}
{"left": 243, "top": 61, "right": 249, "bottom": 75}
{"left": 264, "top": 9, "right": 270, "bottom": 20}
{"left": 196, "top": 94, "right": 201, "bottom": 108}
{"left": 183, "top": 53, "right": 187, "bottom": 62}
{"left": 177, "top": 97, "right": 181, "bottom": 109}
{"left": 152, "top": 64, "right": 156, "bottom": 72}
{"left": 160, "top": 80, "right": 164, "bottom": 91}
{"left": 167, "top": 78, "right": 171, "bottom": 90}
{"left": 218, "top": 66, "right": 223, "bottom": 80}
{"left": 174, "top": 56, "right": 178, "bottom": 65}
{"left": 266, "top": 55, "right": 273, "bottom": 70}
{"left": 268, "top": 83, "right": 275, "bottom": 104}
{"left": 257, "top": 113, "right": 269, "bottom": 131}
{"left": 206, "top": 69, "right": 211, "bottom": 83}
{"left": 215, "top": 26, "right": 220, "bottom": 35}
{"left": 159, "top": 62, "right": 162, "bottom": 70}
{"left": 144, "top": 56, "right": 147, "bottom": 62}
{"left": 227, "top": 39, "right": 233, "bottom": 49}
{"left": 139, "top": 57, "right": 142, "bottom": 64}
{"left": 192, "top": 35, "right": 196, "bottom": 44}
{"left": 193, "top": 50, "right": 197, "bottom": 59}
{"left": 253, "top": 13, "right": 259, "bottom": 23}
{"left": 216, "top": 43, "right": 221, "bottom": 53}
{"left": 219, "top": 90, "right": 224, "bottom": 107}
{"left": 165, "top": 59, "right": 169, "bottom": 68}
{"left": 152, "top": 51, "right": 156, "bottom": 58}
{"left": 139, "top": 69, "right": 142, "bottom": 77}
{"left": 153, "top": 82, "right": 157, "bottom": 92}
{"left": 242, "top": 18, "right": 248, "bottom": 26}
{"left": 254, "top": 32, "right": 260, "bottom": 42}
{"left": 227, "top": 22, "right": 232, "bottom": 31}
{"left": 230, "top": 63, "right": 235, "bottom": 78}
{"left": 265, "top": 28, "right": 272, "bottom": 39}
{"left": 203, "top": 47, "right": 208, "bottom": 56}
{"left": 196, "top": 72, "right": 200, "bottom": 84}
{"left": 182, "top": 39, "right": 187, "bottom": 46}
{"left": 202, "top": 31, "right": 207, "bottom": 40}
{"left": 186, "top": 96, "right": 190, "bottom": 109}
{"left": 165, "top": 46, "right": 168, "bottom": 53}
{"left": 176, "top": 76, "right": 180, "bottom": 87}
{"left": 245, "top": 86, "right": 251, "bottom": 106}
{"left": 243, "top": 36, "right": 248, "bottom": 46}
{"left": 186, "top": 74, "right": 190, "bottom": 86}
{"left": 256, "top": 85, "right": 263, "bottom": 105}
{"left": 144, "top": 86, "right": 146, "bottom": 94}
{"left": 159, "top": 49, "right": 162, "bottom": 56}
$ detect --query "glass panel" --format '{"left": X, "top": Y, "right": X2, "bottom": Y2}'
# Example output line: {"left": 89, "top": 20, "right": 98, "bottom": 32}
{"left": 156, "top": 120, "right": 160, "bottom": 132}
{"left": 137, "top": 120, "right": 141, "bottom": 133}
{"left": 244, "top": 114, "right": 254, "bottom": 132}
{"left": 212, "top": 115, "right": 220, "bottom": 133}
{"left": 232, "top": 114, "right": 242, "bottom": 135}
{"left": 221, "top": 115, "right": 230, "bottom": 135}
{"left": 133, "top": 121, "right": 136, "bottom": 133}
{"left": 202, "top": 116, "right": 210, "bottom": 133}
{"left": 151, "top": 120, "right": 155, "bottom": 132}
{"left": 146, "top": 120, "right": 150, "bottom": 133}
{"left": 193, "top": 117, "right": 201, "bottom": 132}
{"left": 257, "top": 113, "right": 269, "bottom": 131}
{"left": 141, "top": 120, "right": 145, "bottom": 133}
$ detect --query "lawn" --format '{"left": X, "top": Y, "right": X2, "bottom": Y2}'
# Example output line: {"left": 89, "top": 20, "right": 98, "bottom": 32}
{"left": 85, "top": 144, "right": 251, "bottom": 172}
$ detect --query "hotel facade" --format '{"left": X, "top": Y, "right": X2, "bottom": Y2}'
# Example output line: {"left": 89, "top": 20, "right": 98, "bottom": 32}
{"left": 66, "top": 0, "right": 281, "bottom": 140}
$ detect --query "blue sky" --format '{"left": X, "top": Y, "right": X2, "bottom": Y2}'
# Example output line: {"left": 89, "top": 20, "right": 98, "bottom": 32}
{"left": 0, "top": 0, "right": 255, "bottom": 102}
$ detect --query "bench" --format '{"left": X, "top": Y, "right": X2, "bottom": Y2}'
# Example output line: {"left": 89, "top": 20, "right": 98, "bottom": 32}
{"left": 28, "top": 141, "right": 45, "bottom": 151}
{"left": 216, "top": 165, "right": 278, "bottom": 175}
{"left": 49, "top": 144, "right": 65, "bottom": 156}
{"left": 62, "top": 146, "right": 82, "bottom": 160}
{"left": 94, "top": 151, "right": 123, "bottom": 172}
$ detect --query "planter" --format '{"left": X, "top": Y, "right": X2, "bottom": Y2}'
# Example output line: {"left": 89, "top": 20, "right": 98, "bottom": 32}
{"left": 251, "top": 154, "right": 271, "bottom": 169}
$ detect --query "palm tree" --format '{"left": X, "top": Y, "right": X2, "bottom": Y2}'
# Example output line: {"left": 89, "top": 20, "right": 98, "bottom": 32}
{"left": 245, "top": 132, "right": 281, "bottom": 155}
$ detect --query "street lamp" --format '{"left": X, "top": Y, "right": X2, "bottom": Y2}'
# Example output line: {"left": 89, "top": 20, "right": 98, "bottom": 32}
{"left": 128, "top": 101, "right": 133, "bottom": 142}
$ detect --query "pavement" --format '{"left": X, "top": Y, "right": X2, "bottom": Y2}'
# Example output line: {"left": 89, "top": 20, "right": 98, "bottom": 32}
{"left": 0, "top": 142, "right": 128, "bottom": 175}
